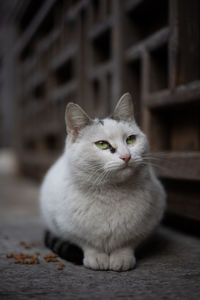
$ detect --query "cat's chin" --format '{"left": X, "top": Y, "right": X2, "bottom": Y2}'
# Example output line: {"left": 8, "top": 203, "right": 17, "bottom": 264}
{"left": 120, "top": 165, "right": 133, "bottom": 176}
{"left": 111, "top": 165, "right": 134, "bottom": 183}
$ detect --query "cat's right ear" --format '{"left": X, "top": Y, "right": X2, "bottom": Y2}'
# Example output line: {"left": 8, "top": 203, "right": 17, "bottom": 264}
{"left": 65, "top": 103, "right": 92, "bottom": 138}
{"left": 112, "top": 93, "right": 135, "bottom": 122}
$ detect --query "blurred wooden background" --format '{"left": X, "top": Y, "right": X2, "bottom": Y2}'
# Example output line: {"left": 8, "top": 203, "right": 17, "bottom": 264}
{"left": 0, "top": 0, "right": 200, "bottom": 223}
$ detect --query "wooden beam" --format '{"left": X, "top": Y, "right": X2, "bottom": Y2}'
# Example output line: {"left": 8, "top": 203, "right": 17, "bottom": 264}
{"left": 88, "top": 17, "right": 113, "bottom": 40}
{"left": 66, "top": 0, "right": 89, "bottom": 20}
{"left": 15, "top": 0, "right": 57, "bottom": 54}
{"left": 152, "top": 151, "right": 200, "bottom": 181}
{"left": 50, "top": 81, "right": 77, "bottom": 102}
{"left": 38, "top": 28, "right": 60, "bottom": 54}
{"left": 144, "top": 80, "right": 200, "bottom": 109}
{"left": 88, "top": 61, "right": 113, "bottom": 80}
{"left": 125, "top": 27, "right": 169, "bottom": 63}
{"left": 125, "top": 0, "right": 144, "bottom": 13}
{"left": 50, "top": 45, "right": 78, "bottom": 70}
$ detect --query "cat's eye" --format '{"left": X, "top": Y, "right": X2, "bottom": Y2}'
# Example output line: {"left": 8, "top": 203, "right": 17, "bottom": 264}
{"left": 95, "top": 141, "right": 110, "bottom": 150}
{"left": 126, "top": 135, "right": 136, "bottom": 145}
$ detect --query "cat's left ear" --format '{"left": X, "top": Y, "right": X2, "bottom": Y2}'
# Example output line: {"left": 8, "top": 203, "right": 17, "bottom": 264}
{"left": 112, "top": 93, "right": 134, "bottom": 122}
{"left": 65, "top": 103, "right": 92, "bottom": 138}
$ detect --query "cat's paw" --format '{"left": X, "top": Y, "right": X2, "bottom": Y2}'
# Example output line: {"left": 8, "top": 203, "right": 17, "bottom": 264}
{"left": 109, "top": 248, "right": 136, "bottom": 271}
{"left": 83, "top": 249, "right": 109, "bottom": 270}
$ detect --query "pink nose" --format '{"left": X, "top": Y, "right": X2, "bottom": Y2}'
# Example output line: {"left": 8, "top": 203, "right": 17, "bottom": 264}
{"left": 120, "top": 154, "right": 131, "bottom": 163}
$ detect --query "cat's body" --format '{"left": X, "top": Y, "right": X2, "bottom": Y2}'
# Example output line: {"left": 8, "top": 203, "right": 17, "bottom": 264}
{"left": 40, "top": 93, "right": 166, "bottom": 271}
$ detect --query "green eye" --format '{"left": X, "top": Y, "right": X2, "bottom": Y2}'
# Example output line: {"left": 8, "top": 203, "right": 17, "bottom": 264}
{"left": 126, "top": 135, "right": 136, "bottom": 145}
{"left": 95, "top": 141, "right": 110, "bottom": 150}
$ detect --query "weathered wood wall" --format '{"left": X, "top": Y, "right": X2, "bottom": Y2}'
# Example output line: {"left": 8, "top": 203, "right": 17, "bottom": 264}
{"left": 16, "top": 0, "right": 200, "bottom": 221}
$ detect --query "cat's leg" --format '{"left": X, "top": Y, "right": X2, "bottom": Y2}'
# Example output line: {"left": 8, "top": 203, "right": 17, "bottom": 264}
{"left": 109, "top": 247, "right": 136, "bottom": 271}
{"left": 83, "top": 247, "right": 109, "bottom": 270}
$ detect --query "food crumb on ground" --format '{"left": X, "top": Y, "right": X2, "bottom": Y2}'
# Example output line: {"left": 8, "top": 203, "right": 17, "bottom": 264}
{"left": 6, "top": 253, "right": 40, "bottom": 264}
{"left": 19, "top": 241, "right": 36, "bottom": 249}
{"left": 6, "top": 254, "right": 13, "bottom": 258}
{"left": 58, "top": 263, "right": 65, "bottom": 270}
{"left": 44, "top": 254, "right": 59, "bottom": 263}
{"left": 6, "top": 248, "right": 64, "bottom": 269}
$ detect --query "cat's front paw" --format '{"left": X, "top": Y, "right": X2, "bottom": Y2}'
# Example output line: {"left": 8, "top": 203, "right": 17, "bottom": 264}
{"left": 83, "top": 249, "right": 109, "bottom": 270}
{"left": 109, "top": 248, "right": 136, "bottom": 271}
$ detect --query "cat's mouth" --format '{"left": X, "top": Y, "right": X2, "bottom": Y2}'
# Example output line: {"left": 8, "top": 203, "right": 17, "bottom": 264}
{"left": 119, "top": 163, "right": 133, "bottom": 172}
{"left": 121, "top": 163, "right": 131, "bottom": 169}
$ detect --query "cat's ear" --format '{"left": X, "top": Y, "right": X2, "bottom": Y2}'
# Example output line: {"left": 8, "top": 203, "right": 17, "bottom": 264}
{"left": 65, "top": 103, "right": 92, "bottom": 137}
{"left": 112, "top": 93, "right": 134, "bottom": 122}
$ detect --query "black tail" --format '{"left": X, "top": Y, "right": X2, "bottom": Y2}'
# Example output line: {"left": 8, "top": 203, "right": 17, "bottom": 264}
{"left": 44, "top": 230, "right": 84, "bottom": 265}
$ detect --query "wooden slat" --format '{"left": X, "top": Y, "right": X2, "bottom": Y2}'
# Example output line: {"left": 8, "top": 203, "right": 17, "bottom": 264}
{"left": 169, "top": 0, "right": 178, "bottom": 90}
{"left": 111, "top": 0, "right": 123, "bottom": 106}
{"left": 25, "top": 72, "right": 46, "bottom": 93}
{"left": 50, "top": 45, "right": 78, "bottom": 70}
{"left": 88, "top": 17, "right": 113, "bottom": 40}
{"left": 125, "top": 27, "right": 169, "bottom": 63}
{"left": 66, "top": 0, "right": 89, "bottom": 20}
{"left": 22, "top": 56, "right": 37, "bottom": 75}
{"left": 175, "top": 0, "right": 200, "bottom": 86}
{"left": 125, "top": 0, "right": 144, "bottom": 12}
{"left": 38, "top": 28, "right": 60, "bottom": 53}
{"left": 144, "top": 80, "right": 200, "bottom": 109}
{"left": 15, "top": 0, "right": 57, "bottom": 54}
{"left": 88, "top": 61, "right": 113, "bottom": 80}
{"left": 50, "top": 81, "right": 77, "bottom": 102}
{"left": 151, "top": 151, "right": 200, "bottom": 181}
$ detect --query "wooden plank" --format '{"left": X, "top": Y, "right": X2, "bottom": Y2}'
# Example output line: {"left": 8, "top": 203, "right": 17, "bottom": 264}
{"left": 144, "top": 80, "right": 200, "bottom": 109}
{"left": 50, "top": 45, "right": 78, "bottom": 70}
{"left": 50, "top": 81, "right": 77, "bottom": 102}
{"left": 125, "top": 0, "right": 144, "bottom": 12}
{"left": 152, "top": 151, "right": 200, "bottom": 181}
{"left": 141, "top": 52, "right": 168, "bottom": 149}
{"left": 15, "top": 0, "right": 57, "bottom": 54}
{"left": 176, "top": 0, "right": 200, "bottom": 86}
{"left": 169, "top": 0, "right": 200, "bottom": 88}
{"left": 25, "top": 72, "right": 46, "bottom": 93}
{"left": 169, "top": 0, "right": 178, "bottom": 90}
{"left": 88, "top": 61, "right": 113, "bottom": 80}
{"left": 66, "top": 0, "right": 89, "bottom": 20}
{"left": 125, "top": 27, "right": 169, "bottom": 63}
{"left": 111, "top": 0, "right": 124, "bottom": 108}
{"left": 38, "top": 28, "right": 60, "bottom": 53}
{"left": 89, "top": 0, "right": 106, "bottom": 25}
{"left": 88, "top": 17, "right": 113, "bottom": 40}
{"left": 22, "top": 56, "right": 37, "bottom": 75}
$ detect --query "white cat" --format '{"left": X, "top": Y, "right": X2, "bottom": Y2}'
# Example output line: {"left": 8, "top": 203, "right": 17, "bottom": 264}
{"left": 40, "top": 93, "right": 166, "bottom": 271}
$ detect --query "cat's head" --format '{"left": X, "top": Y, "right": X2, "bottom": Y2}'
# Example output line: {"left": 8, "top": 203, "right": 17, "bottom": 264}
{"left": 65, "top": 93, "right": 149, "bottom": 186}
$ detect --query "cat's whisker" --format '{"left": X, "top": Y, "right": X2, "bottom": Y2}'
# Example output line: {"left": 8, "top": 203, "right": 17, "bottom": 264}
{"left": 92, "top": 169, "right": 108, "bottom": 187}
{"left": 96, "top": 168, "right": 112, "bottom": 186}
{"left": 139, "top": 162, "right": 161, "bottom": 169}
{"left": 105, "top": 161, "right": 122, "bottom": 171}
{"left": 87, "top": 166, "right": 105, "bottom": 184}
{"left": 142, "top": 157, "right": 163, "bottom": 163}
{"left": 131, "top": 158, "right": 161, "bottom": 169}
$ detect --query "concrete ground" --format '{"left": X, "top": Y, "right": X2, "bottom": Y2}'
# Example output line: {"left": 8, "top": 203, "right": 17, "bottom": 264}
{"left": 0, "top": 150, "right": 200, "bottom": 299}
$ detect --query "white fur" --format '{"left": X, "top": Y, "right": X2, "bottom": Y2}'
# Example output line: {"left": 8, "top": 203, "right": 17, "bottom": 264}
{"left": 40, "top": 94, "right": 166, "bottom": 271}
